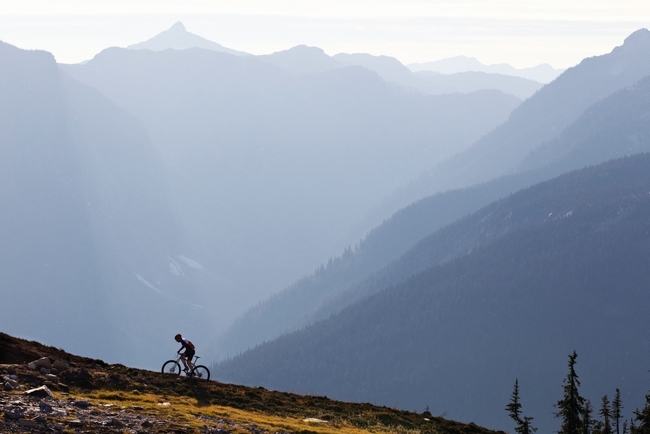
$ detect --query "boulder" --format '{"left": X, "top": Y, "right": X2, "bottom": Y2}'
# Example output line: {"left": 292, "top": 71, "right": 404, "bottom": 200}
{"left": 52, "top": 360, "right": 69, "bottom": 371}
{"left": 33, "top": 357, "right": 52, "bottom": 369}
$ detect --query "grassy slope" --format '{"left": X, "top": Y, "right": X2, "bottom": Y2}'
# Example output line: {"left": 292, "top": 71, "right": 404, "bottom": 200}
{"left": 0, "top": 332, "right": 500, "bottom": 434}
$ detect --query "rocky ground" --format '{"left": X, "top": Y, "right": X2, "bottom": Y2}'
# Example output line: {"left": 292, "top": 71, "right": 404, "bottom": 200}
{"left": 1, "top": 332, "right": 501, "bottom": 434}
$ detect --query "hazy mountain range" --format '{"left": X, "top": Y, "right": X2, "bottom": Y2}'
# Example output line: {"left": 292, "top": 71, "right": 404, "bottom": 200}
{"left": 409, "top": 55, "right": 563, "bottom": 83}
{"left": 212, "top": 28, "right": 650, "bottom": 361}
{"left": 59, "top": 43, "right": 519, "bottom": 338}
{"left": 3, "top": 21, "right": 650, "bottom": 434}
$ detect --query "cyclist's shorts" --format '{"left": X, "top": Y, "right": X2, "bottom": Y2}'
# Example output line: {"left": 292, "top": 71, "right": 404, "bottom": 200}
{"left": 184, "top": 349, "right": 195, "bottom": 360}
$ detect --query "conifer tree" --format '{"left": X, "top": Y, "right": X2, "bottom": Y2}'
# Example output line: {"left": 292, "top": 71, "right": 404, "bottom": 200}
{"left": 506, "top": 378, "right": 537, "bottom": 434}
{"left": 584, "top": 400, "right": 595, "bottom": 434}
{"left": 632, "top": 394, "right": 650, "bottom": 434}
{"left": 613, "top": 389, "right": 624, "bottom": 434}
{"left": 507, "top": 379, "right": 523, "bottom": 424}
{"left": 600, "top": 395, "right": 613, "bottom": 434}
{"left": 555, "top": 351, "right": 586, "bottom": 434}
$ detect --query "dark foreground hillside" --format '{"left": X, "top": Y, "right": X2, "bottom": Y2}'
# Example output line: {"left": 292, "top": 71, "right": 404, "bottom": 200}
{"left": 214, "top": 154, "right": 650, "bottom": 433}
{"left": 0, "top": 332, "right": 499, "bottom": 434}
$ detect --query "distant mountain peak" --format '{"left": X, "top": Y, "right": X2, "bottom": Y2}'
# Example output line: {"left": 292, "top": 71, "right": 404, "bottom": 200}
{"left": 169, "top": 21, "right": 186, "bottom": 32}
{"left": 623, "top": 28, "right": 650, "bottom": 46}
{"left": 126, "top": 22, "right": 248, "bottom": 56}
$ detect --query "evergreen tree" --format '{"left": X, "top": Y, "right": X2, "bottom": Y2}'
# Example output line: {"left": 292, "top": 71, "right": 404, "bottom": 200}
{"left": 555, "top": 351, "right": 586, "bottom": 434}
{"left": 507, "top": 379, "right": 523, "bottom": 424}
{"left": 623, "top": 420, "right": 628, "bottom": 434}
{"left": 506, "top": 378, "right": 537, "bottom": 434}
{"left": 584, "top": 400, "right": 595, "bottom": 434}
{"left": 613, "top": 389, "right": 624, "bottom": 434}
{"left": 600, "top": 395, "right": 613, "bottom": 434}
{"left": 632, "top": 394, "right": 650, "bottom": 434}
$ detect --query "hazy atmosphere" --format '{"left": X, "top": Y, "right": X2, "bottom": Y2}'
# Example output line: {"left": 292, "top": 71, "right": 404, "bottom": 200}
{"left": 2, "top": 2, "right": 650, "bottom": 434}
{"left": 2, "top": 1, "right": 650, "bottom": 67}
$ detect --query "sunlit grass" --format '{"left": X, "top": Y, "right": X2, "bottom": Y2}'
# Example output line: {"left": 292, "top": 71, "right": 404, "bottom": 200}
{"left": 66, "top": 389, "right": 429, "bottom": 434}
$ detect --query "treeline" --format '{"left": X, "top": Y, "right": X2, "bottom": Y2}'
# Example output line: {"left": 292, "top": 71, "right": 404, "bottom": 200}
{"left": 507, "top": 351, "right": 650, "bottom": 434}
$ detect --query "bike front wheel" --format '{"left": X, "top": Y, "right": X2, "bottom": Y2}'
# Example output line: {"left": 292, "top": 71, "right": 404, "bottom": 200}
{"left": 192, "top": 365, "right": 210, "bottom": 380}
{"left": 161, "top": 360, "right": 182, "bottom": 375}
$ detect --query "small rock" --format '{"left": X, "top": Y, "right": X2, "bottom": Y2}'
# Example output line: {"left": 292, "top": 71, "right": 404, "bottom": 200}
{"left": 141, "top": 419, "right": 153, "bottom": 428}
{"left": 18, "top": 418, "right": 38, "bottom": 427}
{"left": 3, "top": 376, "right": 19, "bottom": 388}
{"left": 67, "top": 419, "right": 83, "bottom": 427}
{"left": 39, "top": 367, "right": 52, "bottom": 375}
{"left": 24, "top": 385, "right": 54, "bottom": 399}
{"left": 27, "top": 362, "right": 37, "bottom": 370}
{"left": 110, "top": 418, "right": 124, "bottom": 427}
{"left": 52, "top": 360, "right": 69, "bottom": 371}
{"left": 4, "top": 381, "right": 13, "bottom": 391}
{"left": 35, "top": 415, "right": 47, "bottom": 423}
{"left": 4, "top": 407, "right": 25, "bottom": 419}
{"left": 74, "top": 400, "right": 90, "bottom": 408}
{"left": 39, "top": 400, "right": 54, "bottom": 413}
{"left": 45, "top": 374, "right": 59, "bottom": 383}
{"left": 131, "top": 405, "right": 144, "bottom": 410}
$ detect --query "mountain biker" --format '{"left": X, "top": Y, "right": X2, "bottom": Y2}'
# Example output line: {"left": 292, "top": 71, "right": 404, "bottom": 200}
{"left": 174, "top": 334, "right": 195, "bottom": 373}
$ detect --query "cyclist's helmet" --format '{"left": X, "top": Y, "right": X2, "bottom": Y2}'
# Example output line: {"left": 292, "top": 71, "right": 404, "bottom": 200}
{"left": 175, "top": 334, "right": 182, "bottom": 342}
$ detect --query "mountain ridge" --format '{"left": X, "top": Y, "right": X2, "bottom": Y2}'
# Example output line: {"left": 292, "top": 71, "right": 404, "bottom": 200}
{"left": 214, "top": 153, "right": 650, "bottom": 433}
{"left": 127, "top": 21, "right": 249, "bottom": 56}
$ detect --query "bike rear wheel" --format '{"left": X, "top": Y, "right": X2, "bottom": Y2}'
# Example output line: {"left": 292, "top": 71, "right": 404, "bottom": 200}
{"left": 192, "top": 365, "right": 210, "bottom": 380}
{"left": 161, "top": 360, "right": 182, "bottom": 375}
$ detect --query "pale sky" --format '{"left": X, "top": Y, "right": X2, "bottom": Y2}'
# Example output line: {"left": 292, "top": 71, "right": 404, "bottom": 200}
{"left": 1, "top": 0, "right": 649, "bottom": 68}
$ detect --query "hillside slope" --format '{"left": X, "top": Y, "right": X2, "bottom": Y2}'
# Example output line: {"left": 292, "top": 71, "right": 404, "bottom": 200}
{"left": 214, "top": 154, "right": 650, "bottom": 433}
{"left": 0, "top": 332, "right": 499, "bottom": 434}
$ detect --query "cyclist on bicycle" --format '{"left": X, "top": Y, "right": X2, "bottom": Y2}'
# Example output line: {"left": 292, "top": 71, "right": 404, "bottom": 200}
{"left": 174, "top": 334, "right": 195, "bottom": 373}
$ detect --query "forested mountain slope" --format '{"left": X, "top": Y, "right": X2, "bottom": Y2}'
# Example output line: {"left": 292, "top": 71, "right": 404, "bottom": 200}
{"left": 61, "top": 46, "right": 520, "bottom": 325}
{"left": 0, "top": 41, "right": 215, "bottom": 368}
{"left": 215, "top": 154, "right": 650, "bottom": 433}
{"left": 212, "top": 68, "right": 650, "bottom": 360}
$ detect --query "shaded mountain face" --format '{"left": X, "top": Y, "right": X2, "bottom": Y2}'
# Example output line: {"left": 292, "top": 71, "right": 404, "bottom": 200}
{"left": 126, "top": 21, "right": 249, "bottom": 56}
{"left": 376, "top": 28, "right": 650, "bottom": 221}
{"left": 214, "top": 153, "right": 650, "bottom": 433}
{"left": 0, "top": 41, "right": 216, "bottom": 368}
{"left": 212, "top": 58, "right": 650, "bottom": 361}
{"left": 60, "top": 47, "right": 521, "bottom": 326}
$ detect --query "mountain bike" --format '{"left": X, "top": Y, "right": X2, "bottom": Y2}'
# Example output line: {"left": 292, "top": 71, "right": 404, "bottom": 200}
{"left": 161, "top": 354, "right": 210, "bottom": 380}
